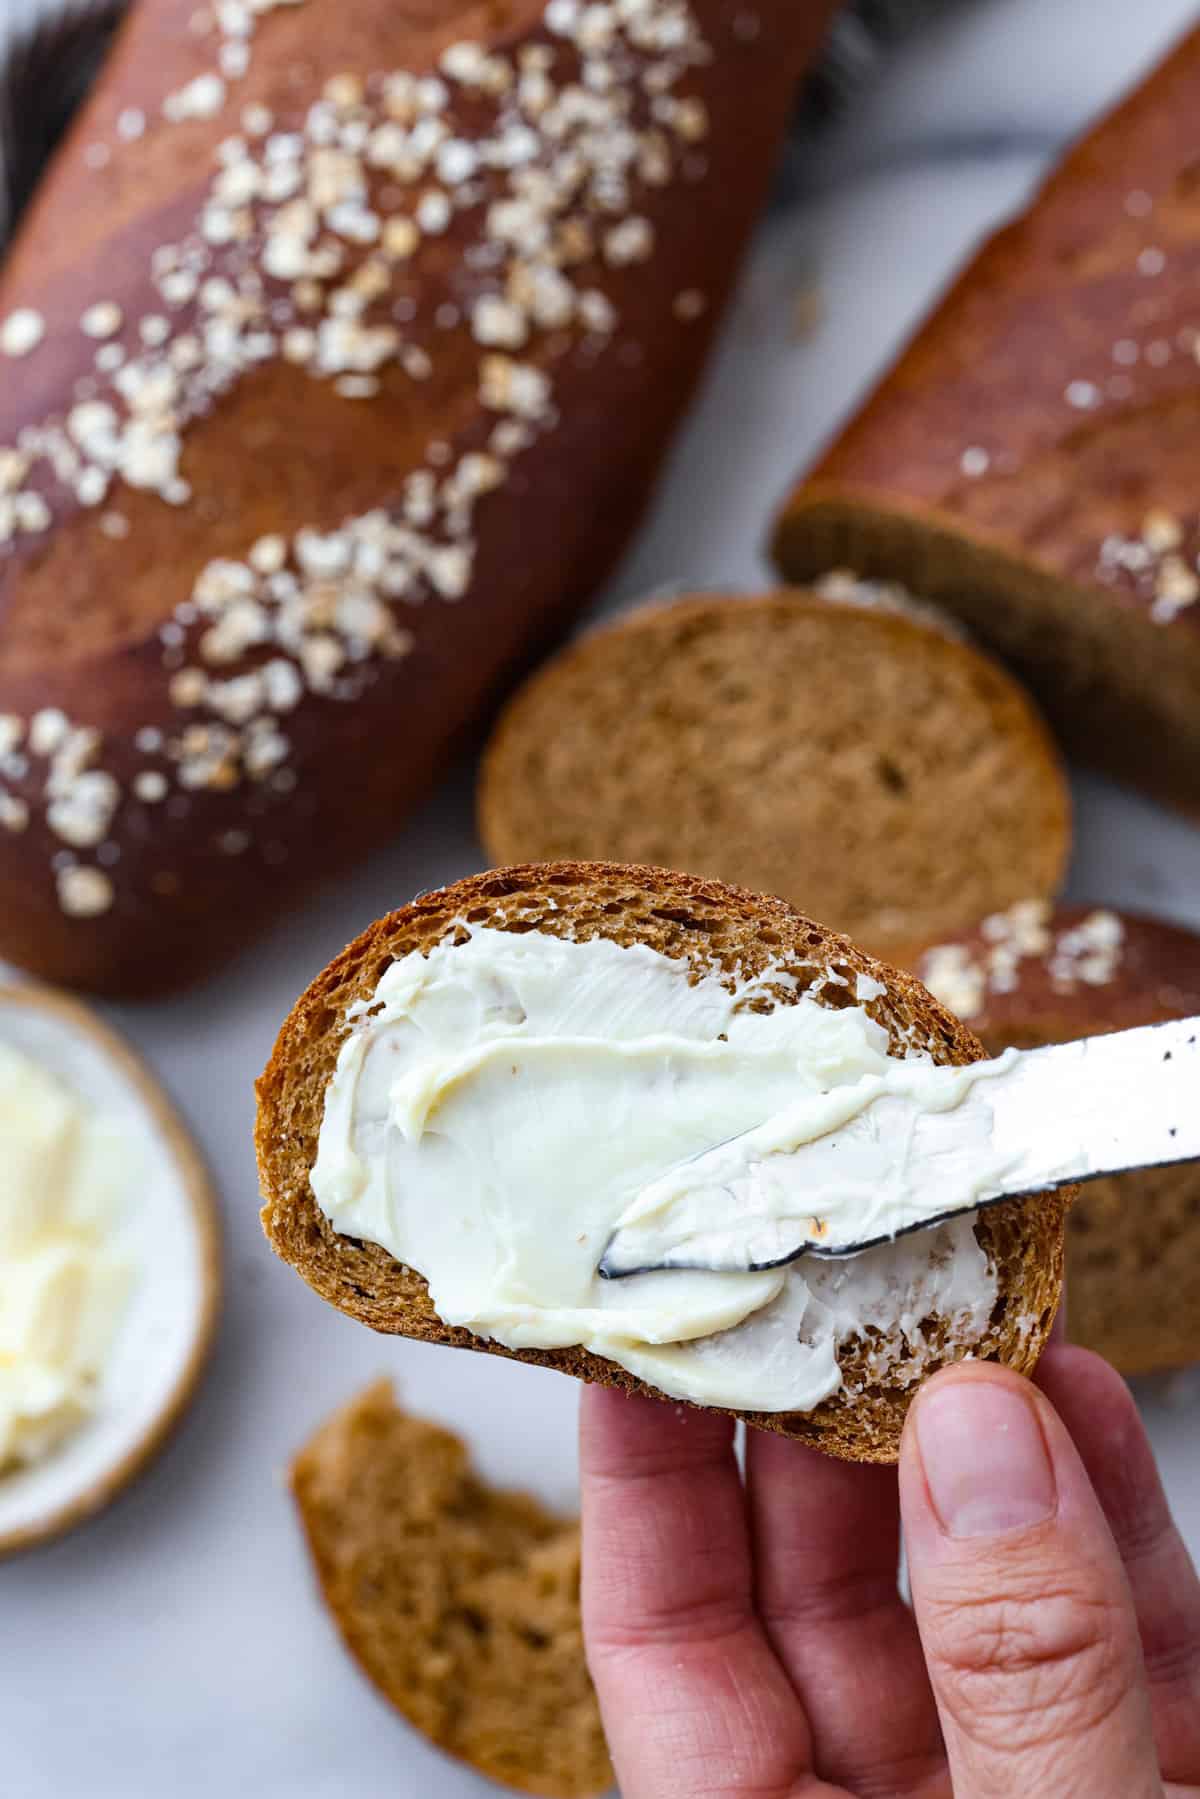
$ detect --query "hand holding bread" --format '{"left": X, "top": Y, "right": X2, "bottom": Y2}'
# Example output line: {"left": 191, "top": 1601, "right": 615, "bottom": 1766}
{"left": 257, "top": 861, "right": 1067, "bottom": 1463}
{"left": 583, "top": 1346, "right": 1200, "bottom": 1796}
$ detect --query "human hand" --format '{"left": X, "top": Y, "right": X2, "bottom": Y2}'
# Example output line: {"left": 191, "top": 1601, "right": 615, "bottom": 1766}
{"left": 580, "top": 1346, "right": 1200, "bottom": 1796}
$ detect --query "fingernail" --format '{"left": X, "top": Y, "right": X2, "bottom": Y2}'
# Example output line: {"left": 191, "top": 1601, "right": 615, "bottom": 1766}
{"left": 915, "top": 1378, "right": 1056, "bottom": 1539}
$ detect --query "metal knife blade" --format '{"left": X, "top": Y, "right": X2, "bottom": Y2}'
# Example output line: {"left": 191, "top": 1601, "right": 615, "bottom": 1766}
{"left": 598, "top": 1015, "right": 1200, "bottom": 1279}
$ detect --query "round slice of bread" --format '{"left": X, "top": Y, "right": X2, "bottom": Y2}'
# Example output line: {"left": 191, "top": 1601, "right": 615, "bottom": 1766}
{"left": 291, "top": 1379, "right": 612, "bottom": 1799}
{"left": 257, "top": 863, "right": 1066, "bottom": 1464}
{"left": 917, "top": 900, "right": 1200, "bottom": 1377}
{"left": 475, "top": 592, "right": 1071, "bottom": 965}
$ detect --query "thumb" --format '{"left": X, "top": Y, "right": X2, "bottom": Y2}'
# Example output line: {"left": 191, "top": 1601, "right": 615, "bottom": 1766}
{"left": 900, "top": 1362, "right": 1162, "bottom": 1799}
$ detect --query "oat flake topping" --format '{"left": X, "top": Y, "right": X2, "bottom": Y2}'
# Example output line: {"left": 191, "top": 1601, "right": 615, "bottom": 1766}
{"left": 0, "top": 0, "right": 716, "bottom": 917}
{"left": 920, "top": 900, "right": 1126, "bottom": 1023}
{"left": 950, "top": 181, "right": 1200, "bottom": 629}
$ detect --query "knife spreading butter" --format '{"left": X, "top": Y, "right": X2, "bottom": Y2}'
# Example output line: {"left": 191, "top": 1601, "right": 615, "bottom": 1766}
{"left": 311, "top": 926, "right": 1009, "bottom": 1412}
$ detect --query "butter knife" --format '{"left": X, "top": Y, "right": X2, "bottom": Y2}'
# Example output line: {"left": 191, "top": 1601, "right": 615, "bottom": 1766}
{"left": 599, "top": 1016, "right": 1200, "bottom": 1278}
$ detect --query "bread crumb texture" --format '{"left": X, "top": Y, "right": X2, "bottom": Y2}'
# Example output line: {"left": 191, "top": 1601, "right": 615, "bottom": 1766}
{"left": 477, "top": 592, "right": 1070, "bottom": 963}
{"left": 919, "top": 899, "right": 1200, "bottom": 1375}
{"left": 291, "top": 1379, "right": 612, "bottom": 1798}
{"left": 257, "top": 862, "right": 1067, "bottom": 1464}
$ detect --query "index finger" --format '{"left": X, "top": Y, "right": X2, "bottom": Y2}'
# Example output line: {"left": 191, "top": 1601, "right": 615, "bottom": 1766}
{"left": 579, "top": 1386, "right": 827, "bottom": 1799}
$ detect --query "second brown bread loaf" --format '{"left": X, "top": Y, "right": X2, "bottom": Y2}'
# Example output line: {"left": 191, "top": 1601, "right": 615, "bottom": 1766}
{"left": 774, "top": 25, "right": 1200, "bottom": 818}
{"left": 0, "top": 0, "right": 837, "bottom": 995}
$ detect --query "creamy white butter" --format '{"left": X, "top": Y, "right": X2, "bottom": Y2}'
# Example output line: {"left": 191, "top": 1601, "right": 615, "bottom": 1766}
{"left": 311, "top": 926, "right": 1002, "bottom": 1412}
{"left": 0, "top": 1044, "right": 134, "bottom": 1470}
{"left": 604, "top": 1052, "right": 1019, "bottom": 1273}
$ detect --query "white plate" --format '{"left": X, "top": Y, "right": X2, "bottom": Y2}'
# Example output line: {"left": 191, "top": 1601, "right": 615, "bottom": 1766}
{"left": 0, "top": 986, "right": 222, "bottom": 1556}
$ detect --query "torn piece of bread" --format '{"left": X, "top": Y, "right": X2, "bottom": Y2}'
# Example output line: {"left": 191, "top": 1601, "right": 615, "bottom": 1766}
{"left": 773, "top": 27, "right": 1200, "bottom": 817}
{"left": 475, "top": 593, "right": 1070, "bottom": 965}
{"left": 918, "top": 900, "right": 1200, "bottom": 1376}
{"left": 258, "top": 864, "right": 1066, "bottom": 1464}
{"left": 291, "top": 1380, "right": 612, "bottom": 1799}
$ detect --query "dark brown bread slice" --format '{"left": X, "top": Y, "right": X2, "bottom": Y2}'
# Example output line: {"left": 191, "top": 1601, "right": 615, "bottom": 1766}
{"left": 475, "top": 592, "right": 1070, "bottom": 966}
{"left": 291, "top": 1379, "right": 612, "bottom": 1799}
{"left": 917, "top": 901, "right": 1200, "bottom": 1377}
{"left": 773, "top": 26, "right": 1200, "bottom": 816}
{"left": 257, "top": 862, "right": 1068, "bottom": 1464}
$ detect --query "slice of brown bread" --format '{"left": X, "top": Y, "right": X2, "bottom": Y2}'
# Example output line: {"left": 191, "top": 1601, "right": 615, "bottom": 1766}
{"left": 257, "top": 862, "right": 1067, "bottom": 1464}
{"left": 474, "top": 592, "right": 1070, "bottom": 966}
{"left": 291, "top": 1379, "right": 612, "bottom": 1799}
{"left": 917, "top": 901, "right": 1200, "bottom": 1377}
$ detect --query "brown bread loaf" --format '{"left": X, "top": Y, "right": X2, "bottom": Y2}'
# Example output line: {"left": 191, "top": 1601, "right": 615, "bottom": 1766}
{"left": 0, "top": 0, "right": 837, "bottom": 995}
{"left": 476, "top": 589, "right": 1071, "bottom": 966}
{"left": 257, "top": 861, "right": 1068, "bottom": 1465}
{"left": 917, "top": 900, "right": 1200, "bottom": 1377}
{"left": 773, "top": 25, "right": 1200, "bottom": 816}
{"left": 291, "top": 1379, "right": 612, "bottom": 1799}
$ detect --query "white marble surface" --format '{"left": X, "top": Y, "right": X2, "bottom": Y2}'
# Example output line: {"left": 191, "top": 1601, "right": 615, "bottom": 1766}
{"left": 5, "top": 2, "right": 1200, "bottom": 1793}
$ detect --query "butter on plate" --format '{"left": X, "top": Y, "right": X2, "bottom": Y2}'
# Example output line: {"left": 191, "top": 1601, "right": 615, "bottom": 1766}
{"left": 0, "top": 986, "right": 221, "bottom": 1556}
{"left": 0, "top": 1042, "right": 135, "bottom": 1472}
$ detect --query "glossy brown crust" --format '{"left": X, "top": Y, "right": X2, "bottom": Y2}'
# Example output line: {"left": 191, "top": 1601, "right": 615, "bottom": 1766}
{"left": 256, "top": 861, "right": 1067, "bottom": 1464}
{"left": 920, "top": 905, "right": 1200, "bottom": 1049}
{"left": 916, "top": 904, "right": 1200, "bottom": 1376}
{"left": 0, "top": 0, "right": 839, "bottom": 997}
{"left": 0, "top": 984, "right": 222, "bottom": 1558}
{"left": 773, "top": 25, "right": 1200, "bottom": 813}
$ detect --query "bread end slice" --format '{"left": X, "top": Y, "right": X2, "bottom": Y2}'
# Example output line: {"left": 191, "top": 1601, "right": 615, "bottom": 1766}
{"left": 918, "top": 900, "right": 1200, "bottom": 1377}
{"left": 291, "top": 1379, "right": 613, "bottom": 1798}
{"left": 258, "top": 863, "right": 1067, "bottom": 1464}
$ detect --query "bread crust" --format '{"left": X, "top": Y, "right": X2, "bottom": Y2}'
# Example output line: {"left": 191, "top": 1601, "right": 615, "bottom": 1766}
{"left": 917, "top": 902, "right": 1200, "bottom": 1377}
{"left": 919, "top": 903, "right": 1200, "bottom": 1049}
{"left": 257, "top": 861, "right": 1067, "bottom": 1463}
{"left": 0, "top": 0, "right": 838, "bottom": 995}
{"left": 773, "top": 25, "right": 1200, "bottom": 814}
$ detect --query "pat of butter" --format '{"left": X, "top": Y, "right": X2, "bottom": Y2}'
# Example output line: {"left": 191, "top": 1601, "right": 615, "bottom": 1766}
{"left": 0, "top": 1044, "right": 133, "bottom": 1471}
{"left": 312, "top": 926, "right": 1000, "bottom": 1414}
